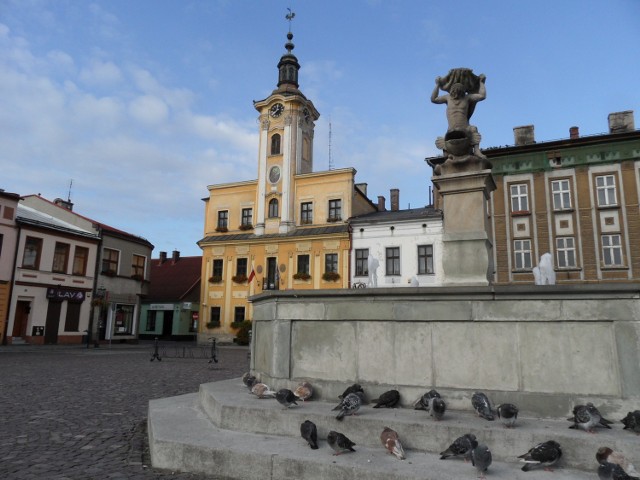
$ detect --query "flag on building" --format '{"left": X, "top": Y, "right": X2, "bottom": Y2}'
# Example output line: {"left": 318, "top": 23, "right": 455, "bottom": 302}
{"left": 248, "top": 263, "right": 256, "bottom": 283}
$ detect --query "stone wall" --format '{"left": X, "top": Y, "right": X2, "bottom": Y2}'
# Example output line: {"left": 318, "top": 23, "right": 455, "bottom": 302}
{"left": 249, "top": 284, "right": 640, "bottom": 418}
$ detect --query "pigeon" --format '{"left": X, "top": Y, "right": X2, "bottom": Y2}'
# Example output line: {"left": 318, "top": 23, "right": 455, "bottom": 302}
{"left": 372, "top": 389, "right": 400, "bottom": 408}
{"left": 333, "top": 392, "right": 364, "bottom": 420}
{"left": 327, "top": 430, "right": 356, "bottom": 455}
{"left": 300, "top": 420, "right": 318, "bottom": 449}
{"left": 471, "top": 443, "right": 492, "bottom": 479}
{"left": 439, "top": 433, "right": 478, "bottom": 461}
{"left": 293, "top": 381, "right": 313, "bottom": 402}
{"left": 250, "top": 382, "right": 276, "bottom": 398}
{"left": 568, "top": 403, "right": 612, "bottom": 432}
{"left": 596, "top": 447, "right": 639, "bottom": 478}
{"left": 598, "top": 461, "right": 639, "bottom": 480}
{"left": 518, "top": 440, "right": 562, "bottom": 472}
{"left": 275, "top": 388, "right": 298, "bottom": 409}
{"left": 380, "top": 427, "right": 406, "bottom": 460}
{"left": 472, "top": 392, "right": 495, "bottom": 421}
{"left": 414, "top": 389, "right": 441, "bottom": 410}
{"left": 496, "top": 403, "right": 519, "bottom": 428}
{"left": 429, "top": 397, "right": 446, "bottom": 421}
{"left": 242, "top": 372, "right": 257, "bottom": 388}
{"left": 621, "top": 410, "right": 640, "bottom": 434}
{"left": 339, "top": 383, "right": 364, "bottom": 400}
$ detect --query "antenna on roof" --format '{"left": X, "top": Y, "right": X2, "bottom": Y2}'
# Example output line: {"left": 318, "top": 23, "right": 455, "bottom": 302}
{"left": 328, "top": 118, "right": 334, "bottom": 170}
{"left": 67, "top": 179, "right": 73, "bottom": 202}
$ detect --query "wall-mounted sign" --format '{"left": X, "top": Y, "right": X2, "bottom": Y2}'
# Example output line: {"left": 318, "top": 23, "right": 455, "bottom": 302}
{"left": 46, "top": 288, "right": 85, "bottom": 302}
{"left": 150, "top": 304, "right": 173, "bottom": 311}
{"left": 182, "top": 302, "right": 192, "bottom": 310}
{"left": 32, "top": 326, "right": 44, "bottom": 336}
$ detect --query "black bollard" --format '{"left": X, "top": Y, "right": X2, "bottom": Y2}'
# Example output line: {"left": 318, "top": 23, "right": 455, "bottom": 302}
{"left": 208, "top": 337, "right": 218, "bottom": 364}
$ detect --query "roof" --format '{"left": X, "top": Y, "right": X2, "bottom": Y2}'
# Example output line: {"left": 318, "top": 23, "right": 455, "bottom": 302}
{"left": 349, "top": 207, "right": 443, "bottom": 224}
{"left": 147, "top": 255, "right": 202, "bottom": 302}
{"left": 198, "top": 224, "right": 349, "bottom": 244}
{"left": 21, "top": 194, "right": 154, "bottom": 248}
{"left": 16, "top": 204, "right": 101, "bottom": 240}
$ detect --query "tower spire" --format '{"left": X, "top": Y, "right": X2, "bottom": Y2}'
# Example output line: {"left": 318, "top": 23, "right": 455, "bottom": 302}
{"left": 276, "top": 9, "right": 300, "bottom": 92}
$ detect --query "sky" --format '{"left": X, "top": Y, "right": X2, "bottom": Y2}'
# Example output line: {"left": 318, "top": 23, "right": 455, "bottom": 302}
{"left": 2, "top": 1, "right": 639, "bottom": 258}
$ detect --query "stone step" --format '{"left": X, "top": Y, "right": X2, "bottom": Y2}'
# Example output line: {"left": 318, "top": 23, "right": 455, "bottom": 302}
{"left": 148, "top": 392, "right": 592, "bottom": 480}
{"left": 148, "top": 378, "right": 640, "bottom": 479}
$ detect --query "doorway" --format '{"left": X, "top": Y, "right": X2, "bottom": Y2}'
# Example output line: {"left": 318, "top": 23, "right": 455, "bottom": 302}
{"left": 44, "top": 300, "right": 62, "bottom": 344}
{"left": 266, "top": 257, "right": 278, "bottom": 290}
{"left": 161, "top": 310, "right": 173, "bottom": 337}
{"left": 12, "top": 301, "right": 31, "bottom": 337}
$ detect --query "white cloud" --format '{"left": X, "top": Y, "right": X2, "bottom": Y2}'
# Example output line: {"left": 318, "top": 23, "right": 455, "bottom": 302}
{"left": 129, "top": 95, "right": 169, "bottom": 126}
{"left": 79, "top": 59, "right": 122, "bottom": 86}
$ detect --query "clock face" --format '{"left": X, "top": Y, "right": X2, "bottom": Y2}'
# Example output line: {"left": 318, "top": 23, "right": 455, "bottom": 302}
{"left": 269, "top": 103, "right": 284, "bottom": 118}
{"left": 269, "top": 165, "right": 281, "bottom": 183}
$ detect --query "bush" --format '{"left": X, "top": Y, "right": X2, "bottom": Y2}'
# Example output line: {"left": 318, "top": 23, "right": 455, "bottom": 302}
{"left": 232, "top": 320, "right": 252, "bottom": 345}
{"left": 206, "top": 320, "right": 220, "bottom": 329}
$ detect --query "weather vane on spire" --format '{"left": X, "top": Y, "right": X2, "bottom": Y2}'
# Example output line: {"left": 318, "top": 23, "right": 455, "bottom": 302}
{"left": 286, "top": 8, "right": 295, "bottom": 32}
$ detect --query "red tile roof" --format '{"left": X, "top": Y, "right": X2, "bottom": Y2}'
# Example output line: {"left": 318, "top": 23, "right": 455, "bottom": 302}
{"left": 148, "top": 255, "right": 202, "bottom": 302}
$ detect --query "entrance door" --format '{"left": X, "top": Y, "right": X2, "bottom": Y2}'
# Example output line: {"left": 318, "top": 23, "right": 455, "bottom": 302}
{"left": 12, "top": 301, "right": 31, "bottom": 337}
{"left": 161, "top": 311, "right": 173, "bottom": 337}
{"left": 44, "top": 301, "right": 62, "bottom": 344}
{"left": 266, "top": 257, "right": 278, "bottom": 290}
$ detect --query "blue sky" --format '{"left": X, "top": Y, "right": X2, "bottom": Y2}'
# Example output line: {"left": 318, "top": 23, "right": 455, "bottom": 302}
{"left": 2, "top": 0, "right": 639, "bottom": 257}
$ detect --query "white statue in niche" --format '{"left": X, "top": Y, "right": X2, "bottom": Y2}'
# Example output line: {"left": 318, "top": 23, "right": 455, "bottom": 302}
{"left": 533, "top": 252, "right": 556, "bottom": 285}
{"left": 367, "top": 254, "right": 379, "bottom": 288}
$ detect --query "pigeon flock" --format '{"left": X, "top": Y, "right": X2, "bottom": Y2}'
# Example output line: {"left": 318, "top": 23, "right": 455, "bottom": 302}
{"left": 241, "top": 374, "right": 640, "bottom": 478}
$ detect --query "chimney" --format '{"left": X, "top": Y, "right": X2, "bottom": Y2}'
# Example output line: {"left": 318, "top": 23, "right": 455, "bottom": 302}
{"left": 513, "top": 125, "right": 535, "bottom": 146}
{"left": 608, "top": 110, "right": 635, "bottom": 133}
{"left": 569, "top": 126, "right": 580, "bottom": 139}
{"left": 171, "top": 250, "right": 180, "bottom": 263}
{"left": 390, "top": 188, "right": 399, "bottom": 211}
{"left": 159, "top": 251, "right": 167, "bottom": 264}
{"left": 355, "top": 183, "right": 368, "bottom": 196}
{"left": 53, "top": 197, "right": 74, "bottom": 211}
{"left": 377, "top": 196, "right": 386, "bottom": 211}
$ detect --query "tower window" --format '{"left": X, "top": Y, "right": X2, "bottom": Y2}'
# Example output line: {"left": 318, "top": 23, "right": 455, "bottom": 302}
{"left": 268, "top": 199, "right": 279, "bottom": 218}
{"left": 270, "top": 133, "right": 281, "bottom": 155}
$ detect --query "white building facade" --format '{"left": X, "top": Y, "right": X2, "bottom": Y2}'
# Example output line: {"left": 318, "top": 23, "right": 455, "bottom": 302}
{"left": 350, "top": 206, "right": 445, "bottom": 288}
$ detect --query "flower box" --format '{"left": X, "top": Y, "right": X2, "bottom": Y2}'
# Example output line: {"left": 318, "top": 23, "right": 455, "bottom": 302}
{"left": 208, "top": 275, "right": 223, "bottom": 283}
{"left": 293, "top": 272, "right": 311, "bottom": 281}
{"left": 238, "top": 224, "right": 254, "bottom": 231}
{"left": 322, "top": 272, "right": 341, "bottom": 282}
{"left": 206, "top": 320, "right": 221, "bottom": 329}
{"left": 215, "top": 226, "right": 229, "bottom": 233}
{"left": 232, "top": 274, "right": 248, "bottom": 284}
{"left": 326, "top": 217, "right": 342, "bottom": 223}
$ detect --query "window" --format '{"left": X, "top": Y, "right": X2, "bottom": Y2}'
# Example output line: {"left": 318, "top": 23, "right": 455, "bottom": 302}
{"left": 113, "top": 304, "right": 134, "bottom": 335}
{"left": 72, "top": 246, "right": 89, "bottom": 275}
{"left": 236, "top": 258, "right": 248, "bottom": 277}
{"left": 514, "top": 240, "right": 532, "bottom": 270}
{"left": 510, "top": 184, "right": 529, "bottom": 212}
{"left": 596, "top": 175, "right": 617, "bottom": 207}
{"left": 213, "top": 259, "right": 223, "bottom": 277}
{"left": 325, "top": 253, "right": 338, "bottom": 273}
{"left": 354, "top": 249, "right": 369, "bottom": 276}
{"left": 102, "top": 248, "right": 119, "bottom": 275}
{"left": 268, "top": 198, "right": 279, "bottom": 218}
{"left": 22, "top": 236, "right": 43, "bottom": 269}
{"left": 551, "top": 180, "right": 572, "bottom": 210}
{"left": 297, "top": 254, "right": 310, "bottom": 275}
{"left": 210, "top": 306, "right": 221, "bottom": 323}
{"left": 0, "top": 233, "right": 3, "bottom": 258}
{"left": 602, "top": 234, "right": 623, "bottom": 266}
{"left": 270, "top": 133, "right": 281, "bottom": 155}
{"left": 3, "top": 206, "right": 14, "bottom": 220}
{"left": 64, "top": 302, "right": 81, "bottom": 332}
{"left": 234, "top": 306, "right": 245, "bottom": 323}
{"left": 146, "top": 311, "right": 157, "bottom": 331}
{"left": 217, "top": 210, "right": 228, "bottom": 228}
{"left": 132, "top": 254, "right": 146, "bottom": 277}
{"left": 386, "top": 247, "right": 400, "bottom": 276}
{"left": 418, "top": 245, "right": 434, "bottom": 274}
{"left": 301, "top": 202, "right": 313, "bottom": 224}
{"left": 328, "top": 199, "right": 341, "bottom": 221}
{"left": 52, "top": 242, "right": 70, "bottom": 273}
{"left": 241, "top": 208, "right": 253, "bottom": 226}
{"left": 556, "top": 237, "right": 576, "bottom": 268}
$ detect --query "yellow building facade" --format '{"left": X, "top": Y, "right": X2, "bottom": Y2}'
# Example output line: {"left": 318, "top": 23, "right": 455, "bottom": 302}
{"left": 197, "top": 31, "right": 376, "bottom": 342}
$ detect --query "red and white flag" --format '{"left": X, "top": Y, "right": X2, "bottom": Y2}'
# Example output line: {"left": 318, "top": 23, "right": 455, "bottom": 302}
{"left": 248, "top": 263, "right": 256, "bottom": 283}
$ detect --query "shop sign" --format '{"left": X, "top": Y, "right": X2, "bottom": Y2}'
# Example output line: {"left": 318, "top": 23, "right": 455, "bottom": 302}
{"left": 46, "top": 288, "right": 85, "bottom": 302}
{"left": 182, "top": 302, "right": 192, "bottom": 310}
{"left": 150, "top": 304, "right": 173, "bottom": 310}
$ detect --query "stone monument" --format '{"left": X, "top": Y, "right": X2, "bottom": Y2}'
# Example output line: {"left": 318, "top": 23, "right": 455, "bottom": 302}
{"left": 430, "top": 68, "right": 496, "bottom": 285}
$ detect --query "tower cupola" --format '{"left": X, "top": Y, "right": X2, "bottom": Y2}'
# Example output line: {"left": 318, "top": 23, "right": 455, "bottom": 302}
{"left": 276, "top": 32, "right": 300, "bottom": 92}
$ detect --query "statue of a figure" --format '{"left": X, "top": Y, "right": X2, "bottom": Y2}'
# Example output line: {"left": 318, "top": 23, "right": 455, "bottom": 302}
{"left": 367, "top": 254, "right": 379, "bottom": 288}
{"left": 431, "top": 68, "right": 487, "bottom": 162}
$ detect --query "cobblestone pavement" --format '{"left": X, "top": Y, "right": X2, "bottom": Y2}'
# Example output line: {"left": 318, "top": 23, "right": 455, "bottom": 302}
{"left": 0, "top": 342, "right": 248, "bottom": 479}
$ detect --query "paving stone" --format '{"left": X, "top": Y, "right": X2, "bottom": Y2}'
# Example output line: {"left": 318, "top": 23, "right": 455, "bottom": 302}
{"left": 0, "top": 342, "right": 247, "bottom": 479}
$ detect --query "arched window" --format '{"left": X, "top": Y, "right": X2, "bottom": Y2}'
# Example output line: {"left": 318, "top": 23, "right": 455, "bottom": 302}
{"left": 268, "top": 198, "right": 279, "bottom": 218}
{"left": 270, "top": 133, "right": 281, "bottom": 155}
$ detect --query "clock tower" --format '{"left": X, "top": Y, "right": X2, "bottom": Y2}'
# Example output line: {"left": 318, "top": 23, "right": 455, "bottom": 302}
{"left": 253, "top": 29, "right": 319, "bottom": 235}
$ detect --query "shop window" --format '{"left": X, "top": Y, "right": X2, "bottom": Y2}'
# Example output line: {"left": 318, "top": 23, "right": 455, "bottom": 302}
{"left": 113, "top": 304, "right": 134, "bottom": 335}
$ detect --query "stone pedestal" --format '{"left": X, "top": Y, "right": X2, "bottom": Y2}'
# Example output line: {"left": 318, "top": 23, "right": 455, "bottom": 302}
{"left": 432, "top": 168, "right": 496, "bottom": 285}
